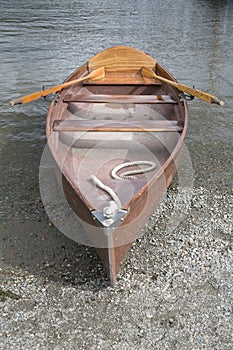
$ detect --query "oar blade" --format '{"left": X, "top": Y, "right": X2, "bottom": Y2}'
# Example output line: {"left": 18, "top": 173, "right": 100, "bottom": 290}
{"left": 141, "top": 66, "right": 155, "bottom": 79}
{"left": 87, "top": 67, "right": 105, "bottom": 81}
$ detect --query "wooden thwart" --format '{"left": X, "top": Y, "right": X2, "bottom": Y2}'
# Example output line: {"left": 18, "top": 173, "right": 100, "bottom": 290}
{"left": 53, "top": 119, "right": 183, "bottom": 133}
{"left": 84, "top": 75, "right": 161, "bottom": 85}
{"left": 63, "top": 94, "right": 177, "bottom": 104}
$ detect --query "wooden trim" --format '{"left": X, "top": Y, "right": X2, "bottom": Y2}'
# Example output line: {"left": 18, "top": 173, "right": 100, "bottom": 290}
{"left": 53, "top": 120, "right": 183, "bottom": 133}
{"left": 83, "top": 75, "right": 161, "bottom": 85}
{"left": 63, "top": 94, "right": 177, "bottom": 104}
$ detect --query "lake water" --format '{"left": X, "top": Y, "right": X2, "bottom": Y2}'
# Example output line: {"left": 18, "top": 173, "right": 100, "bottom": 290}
{"left": 0, "top": 0, "right": 232, "bottom": 220}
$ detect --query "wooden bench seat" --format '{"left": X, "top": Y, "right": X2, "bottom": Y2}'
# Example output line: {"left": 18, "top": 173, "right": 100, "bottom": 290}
{"left": 84, "top": 75, "right": 161, "bottom": 85}
{"left": 53, "top": 119, "right": 183, "bottom": 133}
{"left": 63, "top": 94, "right": 177, "bottom": 104}
{"left": 86, "top": 47, "right": 161, "bottom": 85}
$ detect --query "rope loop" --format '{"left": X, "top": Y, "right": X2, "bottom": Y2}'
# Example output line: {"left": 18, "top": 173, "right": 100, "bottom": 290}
{"left": 90, "top": 160, "right": 156, "bottom": 217}
{"left": 111, "top": 160, "right": 156, "bottom": 179}
{"left": 90, "top": 175, "right": 122, "bottom": 211}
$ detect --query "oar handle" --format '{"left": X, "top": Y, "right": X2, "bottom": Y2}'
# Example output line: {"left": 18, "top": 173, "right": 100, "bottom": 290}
{"left": 9, "top": 67, "right": 105, "bottom": 106}
{"left": 10, "top": 98, "right": 24, "bottom": 106}
{"left": 172, "top": 82, "right": 224, "bottom": 106}
{"left": 141, "top": 67, "right": 224, "bottom": 106}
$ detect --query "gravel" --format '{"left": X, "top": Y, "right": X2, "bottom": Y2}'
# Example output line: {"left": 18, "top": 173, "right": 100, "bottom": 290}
{"left": 0, "top": 183, "right": 232, "bottom": 349}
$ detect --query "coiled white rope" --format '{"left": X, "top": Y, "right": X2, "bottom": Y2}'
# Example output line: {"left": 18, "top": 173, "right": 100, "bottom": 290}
{"left": 90, "top": 175, "right": 122, "bottom": 211}
{"left": 90, "top": 161, "right": 156, "bottom": 217}
{"left": 111, "top": 160, "right": 156, "bottom": 179}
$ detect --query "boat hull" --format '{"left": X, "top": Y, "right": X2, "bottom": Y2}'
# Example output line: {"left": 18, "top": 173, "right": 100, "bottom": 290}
{"left": 61, "top": 144, "right": 182, "bottom": 285}
{"left": 46, "top": 46, "right": 188, "bottom": 285}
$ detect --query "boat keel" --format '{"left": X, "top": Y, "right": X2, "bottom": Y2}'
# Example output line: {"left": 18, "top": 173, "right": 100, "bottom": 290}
{"left": 92, "top": 208, "right": 129, "bottom": 285}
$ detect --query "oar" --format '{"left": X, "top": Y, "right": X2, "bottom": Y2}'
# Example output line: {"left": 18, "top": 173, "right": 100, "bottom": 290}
{"left": 9, "top": 67, "right": 105, "bottom": 106}
{"left": 141, "top": 67, "right": 224, "bottom": 106}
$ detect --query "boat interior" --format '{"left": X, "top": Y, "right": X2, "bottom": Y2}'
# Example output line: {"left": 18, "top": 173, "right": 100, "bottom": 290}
{"left": 48, "top": 46, "right": 187, "bottom": 213}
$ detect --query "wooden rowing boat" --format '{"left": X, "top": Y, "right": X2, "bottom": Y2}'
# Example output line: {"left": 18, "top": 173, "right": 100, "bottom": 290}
{"left": 46, "top": 46, "right": 188, "bottom": 285}
{"left": 9, "top": 46, "right": 223, "bottom": 285}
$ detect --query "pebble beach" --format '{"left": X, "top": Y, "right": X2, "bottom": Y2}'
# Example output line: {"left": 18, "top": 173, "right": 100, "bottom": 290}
{"left": 1, "top": 178, "right": 232, "bottom": 349}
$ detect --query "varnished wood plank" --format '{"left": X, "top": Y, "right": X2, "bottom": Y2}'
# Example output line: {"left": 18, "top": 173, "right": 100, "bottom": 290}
{"left": 84, "top": 75, "right": 161, "bottom": 85}
{"left": 63, "top": 94, "right": 177, "bottom": 104}
{"left": 53, "top": 120, "right": 183, "bottom": 132}
{"left": 88, "top": 46, "right": 156, "bottom": 74}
